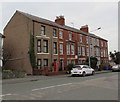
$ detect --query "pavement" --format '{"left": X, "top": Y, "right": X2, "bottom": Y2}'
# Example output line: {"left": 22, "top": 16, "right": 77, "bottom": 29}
{"left": 2, "top": 70, "right": 112, "bottom": 85}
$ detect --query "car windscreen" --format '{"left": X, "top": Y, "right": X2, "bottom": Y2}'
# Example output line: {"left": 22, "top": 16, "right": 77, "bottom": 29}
{"left": 73, "top": 66, "right": 81, "bottom": 68}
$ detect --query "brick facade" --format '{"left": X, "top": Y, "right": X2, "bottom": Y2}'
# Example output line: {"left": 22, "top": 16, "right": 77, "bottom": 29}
{"left": 3, "top": 11, "right": 109, "bottom": 75}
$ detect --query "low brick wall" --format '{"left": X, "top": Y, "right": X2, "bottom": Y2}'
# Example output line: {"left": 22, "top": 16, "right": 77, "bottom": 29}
{"left": 33, "top": 69, "right": 43, "bottom": 75}
{"left": 45, "top": 71, "right": 66, "bottom": 76}
{"left": 33, "top": 69, "right": 66, "bottom": 76}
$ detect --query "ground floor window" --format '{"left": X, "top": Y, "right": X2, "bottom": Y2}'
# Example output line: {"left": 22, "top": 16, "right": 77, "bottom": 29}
{"left": 44, "top": 59, "right": 48, "bottom": 67}
{"left": 71, "top": 60, "right": 75, "bottom": 65}
{"left": 59, "top": 59, "right": 64, "bottom": 71}
{"left": 37, "top": 59, "right": 42, "bottom": 69}
{"left": 67, "top": 60, "right": 71, "bottom": 65}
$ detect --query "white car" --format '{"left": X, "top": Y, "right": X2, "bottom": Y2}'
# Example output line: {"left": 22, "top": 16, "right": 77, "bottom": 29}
{"left": 112, "top": 65, "right": 120, "bottom": 72}
{"left": 71, "top": 65, "right": 95, "bottom": 77}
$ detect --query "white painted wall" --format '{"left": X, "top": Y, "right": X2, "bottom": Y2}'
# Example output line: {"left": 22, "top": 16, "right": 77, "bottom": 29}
{"left": 0, "top": 37, "right": 3, "bottom": 68}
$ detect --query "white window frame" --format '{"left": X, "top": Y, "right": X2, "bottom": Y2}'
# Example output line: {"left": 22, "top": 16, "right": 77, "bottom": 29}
{"left": 67, "top": 44, "right": 70, "bottom": 55}
{"left": 60, "top": 43, "right": 63, "bottom": 55}
{"left": 86, "top": 47, "right": 89, "bottom": 56}
{"left": 53, "top": 28, "right": 57, "bottom": 37}
{"left": 53, "top": 42, "right": 57, "bottom": 54}
{"left": 69, "top": 33, "right": 72, "bottom": 40}
{"left": 80, "top": 36, "right": 83, "bottom": 43}
{"left": 41, "top": 25, "right": 45, "bottom": 35}
{"left": 67, "top": 60, "right": 70, "bottom": 65}
{"left": 59, "top": 30, "right": 63, "bottom": 39}
{"left": 71, "top": 45, "right": 75, "bottom": 55}
{"left": 37, "top": 59, "right": 41, "bottom": 69}
{"left": 86, "top": 36, "right": 89, "bottom": 44}
{"left": 78, "top": 46, "right": 81, "bottom": 56}
{"left": 81, "top": 46, "right": 85, "bottom": 56}
{"left": 44, "top": 59, "right": 48, "bottom": 67}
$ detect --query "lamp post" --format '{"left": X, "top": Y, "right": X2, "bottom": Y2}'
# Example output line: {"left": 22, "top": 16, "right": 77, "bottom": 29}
{"left": 88, "top": 27, "right": 101, "bottom": 67}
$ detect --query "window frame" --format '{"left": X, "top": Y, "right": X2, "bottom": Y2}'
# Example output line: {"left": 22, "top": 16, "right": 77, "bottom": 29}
{"left": 41, "top": 25, "right": 45, "bottom": 35}
{"left": 37, "top": 59, "right": 42, "bottom": 69}
{"left": 44, "top": 59, "right": 48, "bottom": 67}
{"left": 69, "top": 33, "right": 72, "bottom": 40}
{"left": 53, "top": 28, "right": 57, "bottom": 37}
{"left": 80, "top": 36, "right": 83, "bottom": 43}
{"left": 59, "top": 30, "right": 63, "bottom": 39}
{"left": 71, "top": 44, "right": 75, "bottom": 55}
{"left": 53, "top": 42, "right": 57, "bottom": 54}
{"left": 37, "top": 40, "right": 41, "bottom": 53}
{"left": 60, "top": 43, "right": 63, "bottom": 55}
{"left": 66, "top": 44, "right": 70, "bottom": 55}
{"left": 43, "top": 40, "right": 48, "bottom": 53}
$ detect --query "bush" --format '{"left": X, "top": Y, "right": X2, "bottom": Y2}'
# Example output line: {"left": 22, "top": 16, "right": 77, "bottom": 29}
{"left": 2, "top": 69, "right": 26, "bottom": 79}
{"left": 66, "top": 64, "right": 74, "bottom": 74}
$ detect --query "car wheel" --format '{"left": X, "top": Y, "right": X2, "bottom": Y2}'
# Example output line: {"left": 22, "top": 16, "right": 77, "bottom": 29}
{"left": 112, "top": 70, "right": 114, "bottom": 72}
{"left": 82, "top": 72, "right": 86, "bottom": 77}
{"left": 71, "top": 74, "right": 75, "bottom": 77}
{"left": 92, "top": 71, "right": 95, "bottom": 75}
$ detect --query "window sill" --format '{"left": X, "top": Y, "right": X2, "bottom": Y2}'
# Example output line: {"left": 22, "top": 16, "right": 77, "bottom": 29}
{"left": 37, "top": 53, "right": 50, "bottom": 54}
{"left": 53, "top": 37, "right": 58, "bottom": 39}
{"left": 36, "top": 35, "right": 50, "bottom": 39}
{"left": 53, "top": 54, "right": 58, "bottom": 55}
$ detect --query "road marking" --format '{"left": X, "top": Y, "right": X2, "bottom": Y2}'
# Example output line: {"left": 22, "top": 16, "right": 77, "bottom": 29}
{"left": 32, "top": 83, "right": 72, "bottom": 91}
{"left": 0, "top": 93, "right": 12, "bottom": 97}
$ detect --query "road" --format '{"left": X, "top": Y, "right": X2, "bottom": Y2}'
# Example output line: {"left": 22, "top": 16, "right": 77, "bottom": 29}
{"left": 2, "top": 72, "right": 119, "bottom": 100}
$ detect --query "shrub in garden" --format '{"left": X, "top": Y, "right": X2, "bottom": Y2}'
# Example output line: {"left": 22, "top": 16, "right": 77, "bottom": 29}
{"left": 2, "top": 69, "right": 26, "bottom": 79}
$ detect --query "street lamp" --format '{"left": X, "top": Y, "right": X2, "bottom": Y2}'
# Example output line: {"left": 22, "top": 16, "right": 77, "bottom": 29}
{"left": 88, "top": 27, "right": 101, "bottom": 67}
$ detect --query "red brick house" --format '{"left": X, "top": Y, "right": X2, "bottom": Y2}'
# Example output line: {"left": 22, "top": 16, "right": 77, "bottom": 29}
{"left": 3, "top": 11, "right": 108, "bottom": 75}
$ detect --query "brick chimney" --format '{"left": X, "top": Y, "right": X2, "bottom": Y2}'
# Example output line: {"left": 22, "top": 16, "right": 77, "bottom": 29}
{"left": 80, "top": 25, "right": 89, "bottom": 32}
{"left": 55, "top": 16, "right": 65, "bottom": 25}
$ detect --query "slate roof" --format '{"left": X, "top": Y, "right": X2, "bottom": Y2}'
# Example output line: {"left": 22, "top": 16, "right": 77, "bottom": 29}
{"left": 17, "top": 10, "right": 107, "bottom": 41}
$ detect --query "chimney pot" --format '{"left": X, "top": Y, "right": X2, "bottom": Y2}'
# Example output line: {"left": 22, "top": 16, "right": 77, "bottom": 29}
{"left": 80, "top": 25, "right": 89, "bottom": 32}
{"left": 55, "top": 15, "right": 65, "bottom": 25}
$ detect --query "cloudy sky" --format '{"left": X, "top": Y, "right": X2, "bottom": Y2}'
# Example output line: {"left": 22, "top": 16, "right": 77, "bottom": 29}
{"left": 0, "top": 1, "right": 118, "bottom": 53}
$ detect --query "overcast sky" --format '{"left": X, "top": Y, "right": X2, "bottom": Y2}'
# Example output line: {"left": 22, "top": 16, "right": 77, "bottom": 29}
{"left": 0, "top": 1, "right": 118, "bottom": 53}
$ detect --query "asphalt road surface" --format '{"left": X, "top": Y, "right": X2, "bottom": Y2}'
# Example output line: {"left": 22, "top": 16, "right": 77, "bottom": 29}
{"left": 2, "top": 72, "right": 119, "bottom": 100}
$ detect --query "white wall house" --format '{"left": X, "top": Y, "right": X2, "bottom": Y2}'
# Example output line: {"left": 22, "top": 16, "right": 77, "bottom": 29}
{"left": 0, "top": 33, "right": 5, "bottom": 68}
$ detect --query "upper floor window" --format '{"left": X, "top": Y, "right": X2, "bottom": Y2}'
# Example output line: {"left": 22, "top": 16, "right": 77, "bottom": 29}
{"left": 101, "top": 41, "right": 103, "bottom": 47}
{"left": 66, "top": 44, "right": 70, "bottom": 55}
{"left": 81, "top": 46, "right": 85, "bottom": 56}
{"left": 41, "top": 25, "right": 45, "bottom": 35}
{"left": 69, "top": 33, "right": 72, "bottom": 40}
{"left": 86, "top": 47, "right": 89, "bottom": 56}
{"left": 37, "top": 40, "right": 41, "bottom": 53}
{"left": 80, "top": 36, "right": 83, "bottom": 43}
{"left": 101, "top": 50, "right": 103, "bottom": 57}
{"left": 59, "top": 30, "right": 63, "bottom": 39}
{"left": 96, "top": 39, "right": 99, "bottom": 46}
{"left": 53, "top": 28, "right": 57, "bottom": 37}
{"left": 53, "top": 42, "right": 57, "bottom": 54}
{"left": 86, "top": 36, "right": 89, "bottom": 44}
{"left": 43, "top": 40, "right": 48, "bottom": 53}
{"left": 78, "top": 46, "right": 81, "bottom": 56}
{"left": 71, "top": 45, "right": 75, "bottom": 55}
{"left": 60, "top": 43, "right": 63, "bottom": 55}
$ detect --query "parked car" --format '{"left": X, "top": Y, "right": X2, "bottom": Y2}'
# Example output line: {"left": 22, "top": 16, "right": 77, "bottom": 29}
{"left": 71, "top": 65, "right": 95, "bottom": 77}
{"left": 112, "top": 65, "right": 120, "bottom": 72}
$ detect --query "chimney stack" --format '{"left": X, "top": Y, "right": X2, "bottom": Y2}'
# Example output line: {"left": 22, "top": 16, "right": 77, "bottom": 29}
{"left": 80, "top": 25, "right": 89, "bottom": 32}
{"left": 55, "top": 15, "right": 65, "bottom": 25}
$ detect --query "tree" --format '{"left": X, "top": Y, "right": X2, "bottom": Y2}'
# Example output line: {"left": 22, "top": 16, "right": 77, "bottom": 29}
{"left": 110, "top": 51, "right": 120, "bottom": 64}
{"left": 86, "top": 57, "right": 98, "bottom": 69}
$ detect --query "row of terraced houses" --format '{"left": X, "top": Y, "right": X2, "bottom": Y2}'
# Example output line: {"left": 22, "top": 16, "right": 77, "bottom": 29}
{"left": 3, "top": 11, "right": 108, "bottom": 75}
